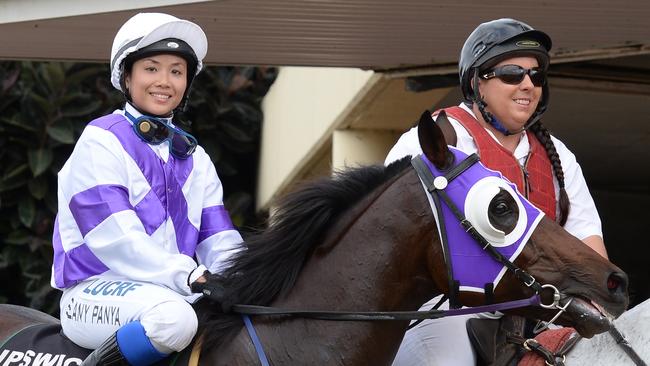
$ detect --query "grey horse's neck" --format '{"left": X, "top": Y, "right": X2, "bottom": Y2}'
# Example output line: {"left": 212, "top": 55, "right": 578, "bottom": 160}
{"left": 566, "top": 299, "right": 650, "bottom": 365}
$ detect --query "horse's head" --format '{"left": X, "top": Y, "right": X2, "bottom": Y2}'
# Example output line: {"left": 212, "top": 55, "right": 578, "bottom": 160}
{"left": 416, "top": 111, "right": 628, "bottom": 338}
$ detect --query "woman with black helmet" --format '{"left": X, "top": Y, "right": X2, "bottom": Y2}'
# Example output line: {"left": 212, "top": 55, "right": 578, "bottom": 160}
{"left": 386, "top": 18, "right": 607, "bottom": 365}
{"left": 50, "top": 13, "right": 242, "bottom": 365}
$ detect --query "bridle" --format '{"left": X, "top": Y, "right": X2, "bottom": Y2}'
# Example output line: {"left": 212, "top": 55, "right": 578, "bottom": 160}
{"left": 412, "top": 152, "right": 645, "bottom": 366}
{"left": 203, "top": 152, "right": 639, "bottom": 365}
{"left": 201, "top": 153, "right": 572, "bottom": 366}
{"left": 228, "top": 153, "right": 567, "bottom": 320}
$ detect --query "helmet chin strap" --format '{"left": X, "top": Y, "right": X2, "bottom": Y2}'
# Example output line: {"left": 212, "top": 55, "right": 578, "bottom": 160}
{"left": 475, "top": 97, "right": 511, "bottom": 135}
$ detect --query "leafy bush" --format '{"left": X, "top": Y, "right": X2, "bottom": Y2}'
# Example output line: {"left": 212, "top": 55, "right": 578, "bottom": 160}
{"left": 0, "top": 61, "right": 276, "bottom": 314}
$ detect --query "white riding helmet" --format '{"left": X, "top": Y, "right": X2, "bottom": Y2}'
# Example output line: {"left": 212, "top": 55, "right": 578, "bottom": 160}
{"left": 110, "top": 12, "right": 208, "bottom": 93}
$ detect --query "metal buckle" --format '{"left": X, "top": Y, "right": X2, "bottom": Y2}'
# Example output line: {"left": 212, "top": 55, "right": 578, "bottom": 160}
{"left": 514, "top": 269, "right": 537, "bottom": 287}
{"left": 523, "top": 338, "right": 538, "bottom": 351}
{"left": 544, "top": 355, "right": 566, "bottom": 366}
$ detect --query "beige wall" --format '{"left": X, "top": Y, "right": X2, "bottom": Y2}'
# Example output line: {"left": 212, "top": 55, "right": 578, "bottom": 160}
{"left": 258, "top": 67, "right": 375, "bottom": 210}
{"left": 258, "top": 67, "right": 453, "bottom": 211}
{"left": 332, "top": 129, "right": 401, "bottom": 169}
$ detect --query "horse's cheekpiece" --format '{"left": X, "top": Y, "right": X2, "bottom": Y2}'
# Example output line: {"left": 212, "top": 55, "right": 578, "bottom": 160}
{"left": 418, "top": 147, "right": 544, "bottom": 293}
{"left": 0, "top": 324, "right": 194, "bottom": 366}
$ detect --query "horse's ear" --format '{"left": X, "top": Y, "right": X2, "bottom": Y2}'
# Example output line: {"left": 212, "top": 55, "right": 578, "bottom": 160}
{"left": 417, "top": 110, "right": 454, "bottom": 169}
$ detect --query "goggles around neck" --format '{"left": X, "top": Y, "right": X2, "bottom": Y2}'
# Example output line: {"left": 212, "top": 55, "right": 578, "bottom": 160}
{"left": 480, "top": 64, "right": 546, "bottom": 87}
{"left": 125, "top": 111, "right": 198, "bottom": 159}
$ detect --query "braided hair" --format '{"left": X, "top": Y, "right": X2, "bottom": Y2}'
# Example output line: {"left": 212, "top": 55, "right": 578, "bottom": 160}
{"left": 528, "top": 121, "right": 569, "bottom": 226}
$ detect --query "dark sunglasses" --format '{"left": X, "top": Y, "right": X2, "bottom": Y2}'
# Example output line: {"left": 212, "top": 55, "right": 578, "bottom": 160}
{"left": 126, "top": 111, "right": 198, "bottom": 159}
{"left": 480, "top": 65, "right": 546, "bottom": 87}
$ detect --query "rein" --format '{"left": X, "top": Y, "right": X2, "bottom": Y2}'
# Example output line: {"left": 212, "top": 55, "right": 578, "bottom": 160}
{"left": 608, "top": 326, "right": 648, "bottom": 366}
{"left": 231, "top": 294, "right": 542, "bottom": 321}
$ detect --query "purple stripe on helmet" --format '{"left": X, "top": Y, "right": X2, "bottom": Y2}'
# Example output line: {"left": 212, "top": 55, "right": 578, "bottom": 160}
{"left": 69, "top": 184, "right": 132, "bottom": 237}
{"left": 52, "top": 216, "right": 108, "bottom": 288}
{"left": 198, "top": 205, "right": 235, "bottom": 243}
{"left": 421, "top": 147, "right": 543, "bottom": 292}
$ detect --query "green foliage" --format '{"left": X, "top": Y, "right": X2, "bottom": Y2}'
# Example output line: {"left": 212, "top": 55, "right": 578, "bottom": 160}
{"left": 0, "top": 61, "right": 277, "bottom": 314}
{"left": 0, "top": 61, "right": 120, "bottom": 314}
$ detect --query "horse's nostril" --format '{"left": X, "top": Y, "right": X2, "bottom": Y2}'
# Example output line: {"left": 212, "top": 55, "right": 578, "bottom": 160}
{"left": 607, "top": 277, "right": 618, "bottom": 290}
{"left": 607, "top": 272, "right": 628, "bottom": 293}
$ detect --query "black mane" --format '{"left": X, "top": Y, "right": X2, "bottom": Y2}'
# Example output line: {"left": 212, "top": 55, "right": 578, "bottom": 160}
{"left": 196, "top": 156, "right": 412, "bottom": 348}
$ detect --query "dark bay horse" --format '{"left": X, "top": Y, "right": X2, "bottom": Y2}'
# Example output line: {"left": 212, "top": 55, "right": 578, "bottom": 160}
{"left": 1, "top": 112, "right": 628, "bottom": 365}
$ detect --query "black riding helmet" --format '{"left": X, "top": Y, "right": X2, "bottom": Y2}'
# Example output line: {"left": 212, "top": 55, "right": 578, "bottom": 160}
{"left": 120, "top": 38, "right": 199, "bottom": 115}
{"left": 459, "top": 19, "right": 552, "bottom": 134}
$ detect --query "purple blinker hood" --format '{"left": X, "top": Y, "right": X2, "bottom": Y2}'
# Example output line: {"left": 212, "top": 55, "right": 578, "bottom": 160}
{"left": 420, "top": 147, "right": 545, "bottom": 293}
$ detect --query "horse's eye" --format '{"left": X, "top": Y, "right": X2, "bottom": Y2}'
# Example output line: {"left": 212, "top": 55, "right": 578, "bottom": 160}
{"left": 487, "top": 189, "right": 519, "bottom": 235}
{"left": 491, "top": 200, "right": 511, "bottom": 216}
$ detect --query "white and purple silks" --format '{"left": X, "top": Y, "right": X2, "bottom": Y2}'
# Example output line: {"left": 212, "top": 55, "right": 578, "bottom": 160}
{"left": 420, "top": 146, "right": 545, "bottom": 294}
{"left": 51, "top": 107, "right": 242, "bottom": 296}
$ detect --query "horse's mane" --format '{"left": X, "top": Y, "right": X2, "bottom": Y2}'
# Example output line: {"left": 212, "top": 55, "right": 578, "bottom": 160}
{"left": 196, "top": 156, "right": 412, "bottom": 349}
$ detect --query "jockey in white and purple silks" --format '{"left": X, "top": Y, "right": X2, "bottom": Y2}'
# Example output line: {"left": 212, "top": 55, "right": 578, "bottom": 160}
{"left": 50, "top": 12, "right": 242, "bottom": 366}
